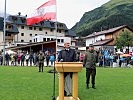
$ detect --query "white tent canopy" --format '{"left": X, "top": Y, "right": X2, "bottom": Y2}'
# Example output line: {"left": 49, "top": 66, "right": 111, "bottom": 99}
{"left": 5, "top": 50, "right": 16, "bottom": 54}
{"left": 78, "top": 47, "right": 86, "bottom": 51}
{"left": 116, "top": 51, "right": 123, "bottom": 54}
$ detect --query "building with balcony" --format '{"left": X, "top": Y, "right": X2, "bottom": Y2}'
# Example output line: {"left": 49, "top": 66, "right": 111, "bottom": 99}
{"left": 85, "top": 25, "right": 133, "bottom": 50}
{"left": 0, "top": 12, "right": 76, "bottom": 52}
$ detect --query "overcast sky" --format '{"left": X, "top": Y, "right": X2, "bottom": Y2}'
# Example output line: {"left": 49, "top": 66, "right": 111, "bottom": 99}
{"left": 0, "top": 0, "right": 110, "bottom": 28}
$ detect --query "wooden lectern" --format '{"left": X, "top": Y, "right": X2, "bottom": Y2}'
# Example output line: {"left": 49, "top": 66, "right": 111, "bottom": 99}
{"left": 55, "top": 62, "right": 82, "bottom": 100}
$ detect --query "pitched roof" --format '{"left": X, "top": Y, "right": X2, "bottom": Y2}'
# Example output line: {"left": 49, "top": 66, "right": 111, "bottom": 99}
{"left": 6, "top": 41, "right": 56, "bottom": 50}
{"left": 5, "top": 14, "right": 76, "bottom": 37}
{"left": 86, "top": 25, "right": 133, "bottom": 38}
{"left": 93, "top": 38, "right": 113, "bottom": 46}
{"left": 6, "top": 15, "right": 68, "bottom": 29}
{"left": 0, "top": 17, "right": 19, "bottom": 33}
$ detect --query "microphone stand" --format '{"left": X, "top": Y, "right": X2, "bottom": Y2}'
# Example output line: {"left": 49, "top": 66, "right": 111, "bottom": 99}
{"left": 52, "top": 60, "right": 56, "bottom": 100}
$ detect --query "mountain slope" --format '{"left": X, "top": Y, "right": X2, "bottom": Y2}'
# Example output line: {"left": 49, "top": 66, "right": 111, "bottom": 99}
{"left": 71, "top": 0, "right": 133, "bottom": 36}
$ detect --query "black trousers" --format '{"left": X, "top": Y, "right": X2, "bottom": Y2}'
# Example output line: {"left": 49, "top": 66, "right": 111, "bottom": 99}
{"left": 46, "top": 59, "right": 49, "bottom": 66}
{"left": 39, "top": 63, "right": 44, "bottom": 72}
{"left": 86, "top": 68, "right": 96, "bottom": 85}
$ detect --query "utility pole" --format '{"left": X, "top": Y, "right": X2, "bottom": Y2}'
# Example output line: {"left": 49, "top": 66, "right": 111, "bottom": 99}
{"left": 93, "top": 32, "right": 96, "bottom": 43}
{"left": 3, "top": 0, "right": 6, "bottom": 65}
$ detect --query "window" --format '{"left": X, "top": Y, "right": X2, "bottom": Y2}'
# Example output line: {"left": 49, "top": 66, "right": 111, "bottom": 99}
{"left": 57, "top": 29, "right": 61, "bottom": 33}
{"left": 57, "top": 39, "right": 60, "bottom": 43}
{"left": 34, "top": 39, "right": 35, "bottom": 42}
{"left": 61, "top": 39, "right": 64, "bottom": 43}
{"left": 34, "top": 27, "right": 36, "bottom": 30}
{"left": 47, "top": 38, "right": 50, "bottom": 41}
{"left": 39, "top": 28, "right": 42, "bottom": 31}
{"left": 29, "top": 27, "right": 32, "bottom": 30}
{"left": 35, "top": 34, "right": 37, "bottom": 36}
{"left": 59, "top": 29, "right": 61, "bottom": 33}
{"left": 21, "top": 40, "right": 24, "bottom": 42}
{"left": 50, "top": 29, "right": 53, "bottom": 32}
{"left": 6, "top": 33, "right": 11, "bottom": 36}
{"left": 13, "top": 16, "right": 17, "bottom": 23}
{"left": 51, "top": 38, "right": 54, "bottom": 41}
{"left": 50, "top": 23, "right": 55, "bottom": 27}
{"left": 30, "top": 34, "right": 32, "bottom": 36}
{"left": 60, "top": 24, "right": 63, "bottom": 27}
{"left": 8, "top": 42, "right": 11, "bottom": 46}
{"left": 21, "top": 19, "right": 26, "bottom": 23}
{"left": 43, "top": 38, "right": 46, "bottom": 42}
{"left": 21, "top": 26, "right": 24, "bottom": 29}
{"left": 45, "top": 32, "right": 47, "bottom": 34}
{"left": 21, "top": 33, "right": 24, "bottom": 36}
{"left": 29, "top": 40, "right": 32, "bottom": 42}
{"left": 8, "top": 25, "right": 12, "bottom": 29}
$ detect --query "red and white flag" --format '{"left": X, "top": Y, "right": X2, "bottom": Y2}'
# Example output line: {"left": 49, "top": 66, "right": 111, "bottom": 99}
{"left": 26, "top": 0, "right": 56, "bottom": 25}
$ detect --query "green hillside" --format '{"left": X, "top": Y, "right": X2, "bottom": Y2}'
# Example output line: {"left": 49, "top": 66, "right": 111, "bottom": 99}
{"left": 71, "top": 0, "right": 133, "bottom": 36}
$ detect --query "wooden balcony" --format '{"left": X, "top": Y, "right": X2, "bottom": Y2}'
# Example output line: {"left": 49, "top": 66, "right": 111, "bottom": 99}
{"left": 5, "top": 36, "right": 14, "bottom": 40}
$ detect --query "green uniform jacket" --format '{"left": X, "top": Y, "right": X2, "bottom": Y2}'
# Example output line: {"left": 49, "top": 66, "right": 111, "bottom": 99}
{"left": 38, "top": 54, "right": 45, "bottom": 63}
{"left": 83, "top": 50, "right": 97, "bottom": 69}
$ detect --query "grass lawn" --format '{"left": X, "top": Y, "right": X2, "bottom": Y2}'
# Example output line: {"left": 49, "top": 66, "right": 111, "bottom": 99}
{"left": 0, "top": 66, "right": 133, "bottom": 100}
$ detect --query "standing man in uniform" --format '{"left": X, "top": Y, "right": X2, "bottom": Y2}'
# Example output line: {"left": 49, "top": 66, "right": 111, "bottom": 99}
{"left": 38, "top": 50, "right": 45, "bottom": 72}
{"left": 57, "top": 42, "right": 76, "bottom": 96}
{"left": 83, "top": 44, "right": 97, "bottom": 89}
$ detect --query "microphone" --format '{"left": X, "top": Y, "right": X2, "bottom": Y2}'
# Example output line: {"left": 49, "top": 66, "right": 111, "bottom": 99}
{"left": 60, "top": 59, "right": 63, "bottom": 62}
{"left": 60, "top": 59, "right": 64, "bottom": 73}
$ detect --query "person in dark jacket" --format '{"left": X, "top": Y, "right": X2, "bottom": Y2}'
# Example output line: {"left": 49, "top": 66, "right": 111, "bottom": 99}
{"left": 5, "top": 53, "right": 10, "bottom": 66}
{"left": 83, "top": 44, "right": 97, "bottom": 89}
{"left": 57, "top": 42, "right": 76, "bottom": 96}
{"left": 14, "top": 53, "right": 18, "bottom": 66}
{"left": 29, "top": 53, "right": 33, "bottom": 66}
{"left": 58, "top": 42, "right": 76, "bottom": 62}
{"left": 46, "top": 54, "right": 50, "bottom": 67}
{"left": 21, "top": 53, "right": 25, "bottom": 66}
{"left": 38, "top": 50, "right": 45, "bottom": 72}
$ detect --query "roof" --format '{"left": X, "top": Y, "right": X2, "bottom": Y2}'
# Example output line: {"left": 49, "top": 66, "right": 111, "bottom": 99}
{"left": 5, "top": 14, "right": 76, "bottom": 37}
{"left": 86, "top": 25, "right": 133, "bottom": 38}
{"left": 0, "top": 17, "right": 3, "bottom": 31}
{"left": 93, "top": 38, "right": 113, "bottom": 46}
{"left": 6, "top": 24, "right": 19, "bottom": 33}
{"left": 7, "top": 15, "right": 68, "bottom": 30}
{"left": 0, "top": 17, "right": 19, "bottom": 33}
{"left": 6, "top": 41, "right": 56, "bottom": 50}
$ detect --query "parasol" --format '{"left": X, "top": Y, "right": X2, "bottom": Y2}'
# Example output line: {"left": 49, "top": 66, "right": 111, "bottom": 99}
{"left": 116, "top": 51, "right": 123, "bottom": 54}
{"left": 120, "top": 54, "right": 131, "bottom": 57}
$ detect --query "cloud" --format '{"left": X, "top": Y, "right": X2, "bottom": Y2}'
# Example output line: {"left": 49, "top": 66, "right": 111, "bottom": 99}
{"left": 0, "top": 0, "right": 110, "bottom": 28}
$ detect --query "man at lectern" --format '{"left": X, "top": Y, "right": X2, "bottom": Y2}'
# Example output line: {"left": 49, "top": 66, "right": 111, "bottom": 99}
{"left": 57, "top": 42, "right": 76, "bottom": 96}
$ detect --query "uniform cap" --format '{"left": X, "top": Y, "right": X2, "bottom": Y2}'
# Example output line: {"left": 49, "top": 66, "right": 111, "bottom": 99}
{"left": 89, "top": 44, "right": 94, "bottom": 47}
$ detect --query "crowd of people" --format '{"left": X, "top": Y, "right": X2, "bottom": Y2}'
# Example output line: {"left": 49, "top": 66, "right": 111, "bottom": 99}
{"left": 0, "top": 50, "right": 55, "bottom": 67}
{"left": 1, "top": 47, "right": 133, "bottom": 68}
{"left": 97, "top": 48, "right": 133, "bottom": 67}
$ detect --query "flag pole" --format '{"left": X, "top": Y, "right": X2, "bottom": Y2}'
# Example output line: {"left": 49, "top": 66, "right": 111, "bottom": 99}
{"left": 52, "top": 0, "right": 57, "bottom": 99}
{"left": 3, "top": 0, "right": 6, "bottom": 65}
